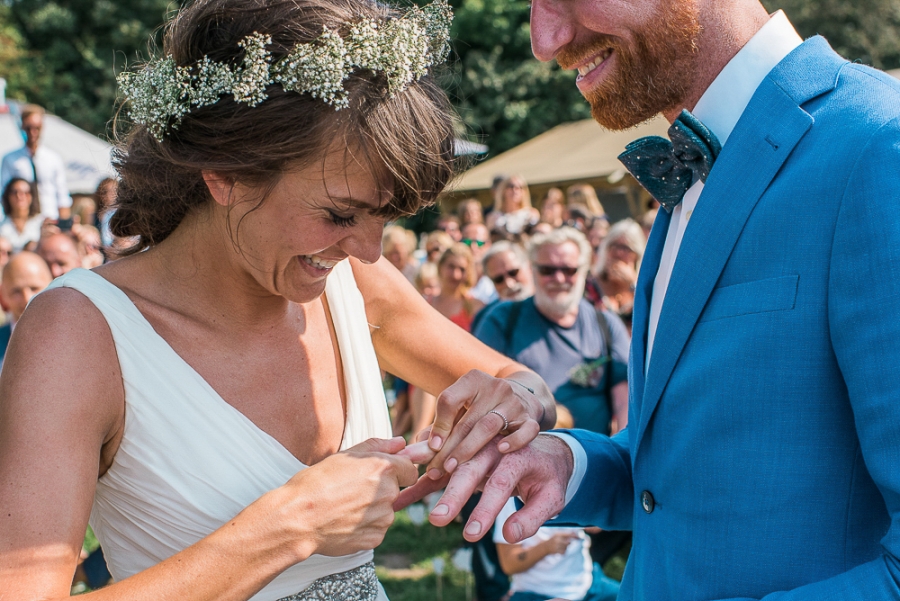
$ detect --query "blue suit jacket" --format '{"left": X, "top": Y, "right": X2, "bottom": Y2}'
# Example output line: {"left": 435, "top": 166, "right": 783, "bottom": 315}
{"left": 555, "top": 37, "right": 900, "bottom": 600}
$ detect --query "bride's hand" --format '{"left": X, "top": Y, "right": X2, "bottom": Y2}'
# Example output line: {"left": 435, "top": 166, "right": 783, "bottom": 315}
{"left": 266, "top": 436, "right": 418, "bottom": 559}
{"left": 416, "top": 370, "right": 553, "bottom": 489}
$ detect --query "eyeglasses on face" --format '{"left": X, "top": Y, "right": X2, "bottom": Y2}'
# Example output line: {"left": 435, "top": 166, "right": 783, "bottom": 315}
{"left": 535, "top": 264, "right": 579, "bottom": 277}
{"left": 461, "top": 238, "right": 486, "bottom": 247}
{"left": 490, "top": 268, "right": 520, "bottom": 284}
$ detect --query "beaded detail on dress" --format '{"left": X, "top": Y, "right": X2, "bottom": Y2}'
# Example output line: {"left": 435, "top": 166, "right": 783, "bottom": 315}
{"left": 276, "top": 561, "right": 379, "bottom": 601}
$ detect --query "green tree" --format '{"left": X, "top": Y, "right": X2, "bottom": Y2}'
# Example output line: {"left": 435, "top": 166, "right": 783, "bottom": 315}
{"left": 764, "top": 0, "right": 900, "bottom": 69}
{"left": 3, "top": 0, "right": 177, "bottom": 136}
{"left": 445, "top": 0, "right": 590, "bottom": 157}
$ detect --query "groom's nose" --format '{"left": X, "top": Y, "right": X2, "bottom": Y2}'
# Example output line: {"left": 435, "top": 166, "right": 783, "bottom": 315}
{"left": 531, "top": 0, "right": 577, "bottom": 62}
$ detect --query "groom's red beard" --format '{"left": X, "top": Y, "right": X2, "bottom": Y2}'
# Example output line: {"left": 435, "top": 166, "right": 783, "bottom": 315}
{"left": 558, "top": 4, "right": 702, "bottom": 131}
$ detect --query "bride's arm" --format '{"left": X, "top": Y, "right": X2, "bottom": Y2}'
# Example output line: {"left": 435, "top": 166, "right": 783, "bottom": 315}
{"left": 0, "top": 288, "right": 416, "bottom": 601}
{"left": 352, "top": 257, "right": 556, "bottom": 476}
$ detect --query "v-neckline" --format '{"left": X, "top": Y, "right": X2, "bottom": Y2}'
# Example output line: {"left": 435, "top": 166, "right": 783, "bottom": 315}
{"left": 77, "top": 268, "right": 351, "bottom": 468}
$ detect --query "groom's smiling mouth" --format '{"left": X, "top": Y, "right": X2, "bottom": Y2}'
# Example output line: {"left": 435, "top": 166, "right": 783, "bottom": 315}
{"left": 576, "top": 49, "right": 613, "bottom": 78}
{"left": 567, "top": 48, "right": 615, "bottom": 92}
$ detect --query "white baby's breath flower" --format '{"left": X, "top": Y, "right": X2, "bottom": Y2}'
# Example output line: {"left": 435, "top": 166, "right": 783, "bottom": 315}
{"left": 117, "top": 0, "right": 452, "bottom": 139}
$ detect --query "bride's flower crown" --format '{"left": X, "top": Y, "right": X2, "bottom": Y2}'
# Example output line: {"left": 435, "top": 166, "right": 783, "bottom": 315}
{"left": 118, "top": 0, "right": 453, "bottom": 140}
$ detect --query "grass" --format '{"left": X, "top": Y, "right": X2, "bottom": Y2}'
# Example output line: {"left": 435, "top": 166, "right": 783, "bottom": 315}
{"left": 375, "top": 508, "right": 472, "bottom": 601}
{"left": 375, "top": 506, "right": 630, "bottom": 601}
{"left": 72, "top": 506, "right": 628, "bottom": 600}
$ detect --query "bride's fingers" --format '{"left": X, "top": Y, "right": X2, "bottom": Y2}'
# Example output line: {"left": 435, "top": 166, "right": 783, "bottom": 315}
{"left": 497, "top": 420, "right": 541, "bottom": 453}
{"left": 393, "top": 472, "right": 450, "bottom": 512}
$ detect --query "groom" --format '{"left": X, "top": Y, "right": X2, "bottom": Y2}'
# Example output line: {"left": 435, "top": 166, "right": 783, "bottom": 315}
{"left": 421, "top": 0, "right": 900, "bottom": 599}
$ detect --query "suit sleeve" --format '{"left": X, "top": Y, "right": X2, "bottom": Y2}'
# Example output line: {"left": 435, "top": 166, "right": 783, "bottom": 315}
{"left": 545, "top": 427, "right": 634, "bottom": 532}
{"left": 710, "top": 112, "right": 900, "bottom": 601}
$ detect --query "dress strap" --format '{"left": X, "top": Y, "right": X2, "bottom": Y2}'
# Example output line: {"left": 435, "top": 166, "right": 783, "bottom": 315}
{"left": 324, "top": 260, "right": 392, "bottom": 448}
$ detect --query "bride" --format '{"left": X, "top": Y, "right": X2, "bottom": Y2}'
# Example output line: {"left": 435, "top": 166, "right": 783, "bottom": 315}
{"left": 0, "top": 0, "right": 556, "bottom": 599}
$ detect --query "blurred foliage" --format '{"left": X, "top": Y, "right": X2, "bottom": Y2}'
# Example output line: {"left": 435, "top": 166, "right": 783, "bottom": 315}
{"left": 1, "top": 0, "right": 178, "bottom": 137}
{"left": 443, "top": 0, "right": 591, "bottom": 157}
{"left": 1, "top": 0, "right": 899, "bottom": 152}
{"left": 765, "top": 0, "right": 900, "bottom": 69}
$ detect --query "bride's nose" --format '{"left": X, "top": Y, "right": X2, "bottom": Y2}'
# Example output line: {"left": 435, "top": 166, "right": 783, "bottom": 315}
{"left": 340, "top": 218, "right": 384, "bottom": 264}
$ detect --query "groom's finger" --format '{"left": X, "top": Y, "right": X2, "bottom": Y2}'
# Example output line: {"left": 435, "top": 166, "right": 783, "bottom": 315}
{"left": 429, "top": 441, "right": 502, "bottom": 527}
{"left": 393, "top": 472, "right": 450, "bottom": 511}
{"left": 501, "top": 482, "right": 567, "bottom": 544}
{"left": 346, "top": 436, "right": 407, "bottom": 455}
{"left": 396, "top": 440, "right": 436, "bottom": 464}
{"left": 463, "top": 458, "right": 523, "bottom": 542}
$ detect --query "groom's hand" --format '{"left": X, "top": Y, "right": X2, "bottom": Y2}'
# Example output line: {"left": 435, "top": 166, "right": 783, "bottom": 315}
{"left": 395, "top": 434, "right": 573, "bottom": 544}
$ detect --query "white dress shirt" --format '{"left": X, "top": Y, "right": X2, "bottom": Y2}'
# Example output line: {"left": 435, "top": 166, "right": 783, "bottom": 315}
{"left": 0, "top": 145, "right": 72, "bottom": 219}
{"left": 555, "top": 11, "right": 803, "bottom": 500}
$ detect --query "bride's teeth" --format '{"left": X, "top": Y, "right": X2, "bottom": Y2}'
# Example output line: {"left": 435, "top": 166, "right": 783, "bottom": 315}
{"left": 302, "top": 255, "right": 338, "bottom": 270}
{"left": 578, "top": 50, "right": 612, "bottom": 77}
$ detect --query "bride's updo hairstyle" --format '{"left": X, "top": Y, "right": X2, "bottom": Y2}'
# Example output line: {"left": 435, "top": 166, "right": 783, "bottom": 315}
{"left": 112, "top": 0, "right": 456, "bottom": 255}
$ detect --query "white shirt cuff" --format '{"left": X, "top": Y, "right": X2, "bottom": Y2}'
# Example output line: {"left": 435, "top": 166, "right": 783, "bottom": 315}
{"left": 543, "top": 432, "right": 587, "bottom": 506}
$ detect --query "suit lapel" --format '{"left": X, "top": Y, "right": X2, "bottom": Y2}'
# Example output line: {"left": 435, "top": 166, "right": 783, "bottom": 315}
{"left": 631, "top": 38, "right": 848, "bottom": 450}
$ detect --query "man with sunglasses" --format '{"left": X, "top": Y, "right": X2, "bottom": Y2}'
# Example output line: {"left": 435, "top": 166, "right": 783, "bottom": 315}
{"left": 483, "top": 241, "right": 533, "bottom": 303}
{"left": 473, "top": 227, "right": 629, "bottom": 437}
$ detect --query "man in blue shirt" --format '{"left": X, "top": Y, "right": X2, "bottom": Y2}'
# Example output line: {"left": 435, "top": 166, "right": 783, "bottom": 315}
{"left": 474, "top": 227, "right": 629, "bottom": 435}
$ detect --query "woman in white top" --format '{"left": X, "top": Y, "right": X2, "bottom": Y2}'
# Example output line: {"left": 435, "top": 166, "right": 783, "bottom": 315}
{"left": 0, "top": 177, "right": 44, "bottom": 252}
{"left": 485, "top": 175, "right": 540, "bottom": 236}
{"left": 0, "top": 1, "right": 556, "bottom": 600}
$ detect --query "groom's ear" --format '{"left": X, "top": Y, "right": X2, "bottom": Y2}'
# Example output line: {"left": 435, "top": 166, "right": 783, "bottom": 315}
{"left": 201, "top": 171, "right": 236, "bottom": 207}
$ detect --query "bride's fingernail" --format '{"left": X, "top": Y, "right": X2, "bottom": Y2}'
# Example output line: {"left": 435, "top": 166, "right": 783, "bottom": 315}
{"left": 444, "top": 458, "right": 458, "bottom": 473}
{"left": 431, "top": 504, "right": 449, "bottom": 517}
{"left": 498, "top": 442, "right": 510, "bottom": 452}
{"left": 427, "top": 468, "right": 442, "bottom": 480}
{"left": 465, "top": 520, "right": 482, "bottom": 537}
{"left": 429, "top": 435, "right": 443, "bottom": 451}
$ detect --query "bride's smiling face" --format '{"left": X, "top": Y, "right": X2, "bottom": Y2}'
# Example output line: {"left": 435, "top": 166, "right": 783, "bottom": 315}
{"left": 208, "top": 149, "right": 390, "bottom": 304}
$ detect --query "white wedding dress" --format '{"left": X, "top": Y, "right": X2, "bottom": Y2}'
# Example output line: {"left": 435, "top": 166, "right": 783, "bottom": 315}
{"left": 47, "top": 262, "right": 392, "bottom": 600}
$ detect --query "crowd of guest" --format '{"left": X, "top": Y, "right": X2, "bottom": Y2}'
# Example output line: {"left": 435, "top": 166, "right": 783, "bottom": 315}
{"left": 384, "top": 173, "right": 658, "bottom": 601}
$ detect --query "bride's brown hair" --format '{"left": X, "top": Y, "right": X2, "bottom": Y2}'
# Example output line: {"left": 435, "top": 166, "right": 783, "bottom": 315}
{"left": 111, "top": 0, "right": 456, "bottom": 255}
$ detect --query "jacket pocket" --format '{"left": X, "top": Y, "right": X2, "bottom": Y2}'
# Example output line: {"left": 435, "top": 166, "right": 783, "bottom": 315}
{"left": 699, "top": 274, "right": 799, "bottom": 322}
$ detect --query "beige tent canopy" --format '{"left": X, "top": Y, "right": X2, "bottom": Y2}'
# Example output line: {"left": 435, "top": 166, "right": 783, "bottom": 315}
{"left": 446, "top": 116, "right": 668, "bottom": 220}
{"left": 451, "top": 116, "right": 669, "bottom": 193}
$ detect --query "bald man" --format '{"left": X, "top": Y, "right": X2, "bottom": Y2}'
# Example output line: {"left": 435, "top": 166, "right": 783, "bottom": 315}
{"left": 36, "top": 233, "right": 81, "bottom": 279}
{"left": 0, "top": 251, "right": 52, "bottom": 363}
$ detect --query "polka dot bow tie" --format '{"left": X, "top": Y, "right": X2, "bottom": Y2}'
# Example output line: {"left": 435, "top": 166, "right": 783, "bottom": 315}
{"left": 617, "top": 110, "right": 722, "bottom": 213}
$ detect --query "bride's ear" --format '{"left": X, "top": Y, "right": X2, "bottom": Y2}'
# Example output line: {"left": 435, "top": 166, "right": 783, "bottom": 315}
{"left": 202, "top": 171, "right": 235, "bottom": 207}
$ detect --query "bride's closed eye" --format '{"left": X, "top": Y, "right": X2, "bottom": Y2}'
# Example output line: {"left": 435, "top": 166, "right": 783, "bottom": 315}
{"left": 328, "top": 211, "right": 357, "bottom": 228}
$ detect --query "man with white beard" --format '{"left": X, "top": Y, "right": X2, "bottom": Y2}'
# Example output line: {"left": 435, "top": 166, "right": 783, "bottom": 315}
{"left": 473, "top": 227, "right": 630, "bottom": 436}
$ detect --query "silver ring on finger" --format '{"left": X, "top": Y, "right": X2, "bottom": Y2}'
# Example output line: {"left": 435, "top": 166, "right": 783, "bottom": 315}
{"left": 488, "top": 409, "right": 510, "bottom": 433}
